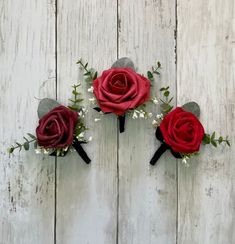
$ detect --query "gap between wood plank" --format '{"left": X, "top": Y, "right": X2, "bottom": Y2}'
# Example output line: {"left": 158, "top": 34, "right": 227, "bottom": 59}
{"left": 175, "top": 0, "right": 178, "bottom": 243}
{"left": 54, "top": 0, "right": 58, "bottom": 243}
{"left": 116, "top": 1, "right": 120, "bottom": 244}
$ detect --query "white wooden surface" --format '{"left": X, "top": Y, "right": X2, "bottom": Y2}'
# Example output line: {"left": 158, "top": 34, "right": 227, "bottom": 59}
{"left": 0, "top": 0, "right": 234, "bottom": 244}
{"left": 0, "top": 0, "right": 56, "bottom": 243}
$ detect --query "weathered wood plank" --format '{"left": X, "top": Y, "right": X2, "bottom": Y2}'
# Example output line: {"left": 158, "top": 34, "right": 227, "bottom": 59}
{"left": 177, "top": 0, "right": 235, "bottom": 243}
{"left": 56, "top": 1, "right": 118, "bottom": 243}
{"left": 0, "top": 0, "right": 56, "bottom": 243}
{"left": 118, "top": 0, "right": 177, "bottom": 243}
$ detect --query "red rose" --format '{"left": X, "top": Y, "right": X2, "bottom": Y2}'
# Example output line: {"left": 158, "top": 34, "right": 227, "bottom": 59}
{"left": 160, "top": 107, "right": 205, "bottom": 153}
{"left": 36, "top": 106, "right": 78, "bottom": 148}
{"left": 93, "top": 67, "right": 150, "bottom": 115}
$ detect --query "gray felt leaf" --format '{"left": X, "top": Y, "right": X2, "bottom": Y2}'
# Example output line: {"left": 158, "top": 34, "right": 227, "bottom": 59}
{"left": 111, "top": 57, "right": 135, "bottom": 70}
{"left": 37, "top": 98, "right": 60, "bottom": 119}
{"left": 182, "top": 101, "right": 200, "bottom": 117}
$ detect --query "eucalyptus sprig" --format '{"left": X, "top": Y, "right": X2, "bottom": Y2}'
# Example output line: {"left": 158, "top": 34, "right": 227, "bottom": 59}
{"left": 77, "top": 59, "right": 98, "bottom": 84}
{"left": 159, "top": 86, "right": 174, "bottom": 115}
{"left": 203, "top": 132, "right": 230, "bottom": 147}
{"left": 68, "top": 83, "right": 83, "bottom": 112}
{"left": 8, "top": 133, "right": 37, "bottom": 154}
{"left": 68, "top": 83, "right": 89, "bottom": 142}
{"left": 147, "top": 61, "right": 161, "bottom": 82}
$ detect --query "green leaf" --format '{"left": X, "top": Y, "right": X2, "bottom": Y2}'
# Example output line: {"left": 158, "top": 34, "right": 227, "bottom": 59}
{"left": 27, "top": 133, "right": 36, "bottom": 139}
{"left": 7, "top": 148, "right": 14, "bottom": 153}
{"left": 84, "top": 71, "right": 91, "bottom": 76}
{"left": 218, "top": 136, "right": 223, "bottom": 144}
{"left": 182, "top": 102, "right": 200, "bottom": 117}
{"left": 147, "top": 71, "right": 153, "bottom": 80}
{"left": 34, "top": 141, "right": 38, "bottom": 149}
{"left": 211, "top": 132, "right": 216, "bottom": 141}
{"left": 203, "top": 134, "right": 211, "bottom": 144}
{"left": 111, "top": 57, "right": 135, "bottom": 70}
{"left": 160, "top": 87, "right": 166, "bottom": 91}
{"left": 23, "top": 142, "right": 29, "bottom": 150}
{"left": 16, "top": 142, "right": 22, "bottom": 147}
{"left": 23, "top": 137, "right": 29, "bottom": 142}
{"left": 93, "top": 71, "right": 98, "bottom": 80}
{"left": 226, "top": 140, "right": 231, "bottom": 147}
{"left": 211, "top": 140, "right": 217, "bottom": 147}
{"left": 37, "top": 98, "right": 60, "bottom": 119}
{"left": 75, "top": 99, "right": 83, "bottom": 103}
{"left": 157, "top": 61, "right": 161, "bottom": 68}
{"left": 84, "top": 62, "right": 88, "bottom": 68}
{"left": 164, "top": 91, "right": 170, "bottom": 97}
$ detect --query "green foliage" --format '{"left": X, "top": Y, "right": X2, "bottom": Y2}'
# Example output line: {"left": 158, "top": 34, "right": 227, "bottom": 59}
{"left": 159, "top": 86, "right": 174, "bottom": 115}
{"left": 77, "top": 59, "right": 98, "bottom": 84}
{"left": 68, "top": 83, "right": 83, "bottom": 112}
{"left": 8, "top": 134, "right": 37, "bottom": 154}
{"left": 147, "top": 61, "right": 161, "bottom": 83}
{"left": 203, "top": 132, "right": 230, "bottom": 147}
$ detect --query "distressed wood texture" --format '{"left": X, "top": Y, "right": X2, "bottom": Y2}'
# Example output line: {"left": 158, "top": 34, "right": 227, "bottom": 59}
{"left": 177, "top": 0, "right": 235, "bottom": 243}
{"left": 56, "top": 0, "right": 118, "bottom": 243}
{"left": 0, "top": 0, "right": 56, "bottom": 244}
{"left": 118, "top": 0, "right": 177, "bottom": 243}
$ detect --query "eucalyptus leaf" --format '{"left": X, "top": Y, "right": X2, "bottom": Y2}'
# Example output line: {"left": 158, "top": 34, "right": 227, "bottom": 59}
{"left": 37, "top": 98, "right": 60, "bottom": 119}
{"left": 182, "top": 101, "right": 200, "bottom": 117}
{"left": 23, "top": 142, "right": 29, "bottom": 150}
{"left": 111, "top": 57, "right": 135, "bottom": 70}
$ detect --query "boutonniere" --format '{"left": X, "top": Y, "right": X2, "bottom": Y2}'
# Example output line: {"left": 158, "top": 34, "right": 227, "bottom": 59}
{"left": 77, "top": 57, "right": 160, "bottom": 133}
{"left": 8, "top": 83, "right": 91, "bottom": 164}
{"left": 150, "top": 87, "right": 230, "bottom": 165}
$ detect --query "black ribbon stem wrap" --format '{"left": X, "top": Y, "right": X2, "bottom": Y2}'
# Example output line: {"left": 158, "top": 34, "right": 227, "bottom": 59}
{"left": 94, "top": 107, "right": 126, "bottom": 133}
{"left": 72, "top": 138, "right": 91, "bottom": 164}
{"left": 150, "top": 127, "right": 182, "bottom": 165}
{"left": 118, "top": 115, "right": 125, "bottom": 133}
{"left": 50, "top": 137, "right": 91, "bottom": 164}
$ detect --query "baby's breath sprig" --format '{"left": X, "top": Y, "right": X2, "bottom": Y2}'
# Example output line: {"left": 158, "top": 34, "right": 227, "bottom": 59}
{"left": 203, "top": 132, "right": 230, "bottom": 147}
{"left": 159, "top": 86, "right": 174, "bottom": 115}
{"left": 8, "top": 133, "right": 37, "bottom": 154}
{"left": 147, "top": 61, "right": 161, "bottom": 83}
{"left": 77, "top": 59, "right": 98, "bottom": 84}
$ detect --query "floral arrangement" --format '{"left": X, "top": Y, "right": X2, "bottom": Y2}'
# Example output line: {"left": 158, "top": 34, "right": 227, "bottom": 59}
{"left": 150, "top": 87, "right": 230, "bottom": 165}
{"left": 8, "top": 84, "right": 91, "bottom": 164}
{"left": 77, "top": 57, "right": 160, "bottom": 132}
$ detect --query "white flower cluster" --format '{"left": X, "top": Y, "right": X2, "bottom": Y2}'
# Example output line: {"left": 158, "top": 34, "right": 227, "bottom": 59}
{"left": 152, "top": 113, "right": 163, "bottom": 127}
{"left": 181, "top": 155, "right": 190, "bottom": 166}
{"left": 131, "top": 109, "right": 153, "bottom": 119}
{"left": 78, "top": 107, "right": 88, "bottom": 118}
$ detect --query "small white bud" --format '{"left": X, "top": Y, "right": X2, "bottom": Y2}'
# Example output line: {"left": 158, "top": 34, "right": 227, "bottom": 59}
{"left": 152, "top": 97, "right": 159, "bottom": 104}
{"left": 148, "top": 112, "right": 153, "bottom": 118}
{"left": 182, "top": 158, "right": 187, "bottom": 164}
{"left": 94, "top": 118, "right": 101, "bottom": 122}
{"left": 152, "top": 119, "right": 158, "bottom": 126}
{"left": 88, "top": 86, "right": 94, "bottom": 93}
{"left": 88, "top": 136, "right": 93, "bottom": 142}
{"left": 35, "top": 149, "right": 41, "bottom": 154}
{"left": 139, "top": 112, "right": 145, "bottom": 118}
{"left": 89, "top": 97, "right": 96, "bottom": 104}
{"left": 156, "top": 113, "right": 163, "bottom": 119}
{"left": 132, "top": 110, "right": 138, "bottom": 119}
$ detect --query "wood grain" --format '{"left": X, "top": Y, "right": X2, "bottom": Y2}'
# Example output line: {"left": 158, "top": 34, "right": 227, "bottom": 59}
{"left": 56, "top": 0, "right": 118, "bottom": 243}
{"left": 0, "top": 0, "right": 56, "bottom": 243}
{"left": 177, "top": 0, "right": 235, "bottom": 243}
{"left": 118, "top": 0, "right": 177, "bottom": 243}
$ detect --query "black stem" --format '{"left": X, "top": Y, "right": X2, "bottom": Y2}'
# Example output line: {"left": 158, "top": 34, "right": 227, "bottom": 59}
{"left": 118, "top": 115, "right": 125, "bottom": 133}
{"left": 72, "top": 138, "right": 91, "bottom": 164}
{"left": 150, "top": 143, "right": 169, "bottom": 165}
